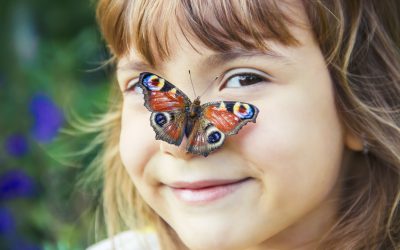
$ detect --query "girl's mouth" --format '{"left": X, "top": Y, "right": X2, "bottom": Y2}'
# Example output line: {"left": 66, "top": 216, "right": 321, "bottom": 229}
{"left": 167, "top": 177, "right": 253, "bottom": 205}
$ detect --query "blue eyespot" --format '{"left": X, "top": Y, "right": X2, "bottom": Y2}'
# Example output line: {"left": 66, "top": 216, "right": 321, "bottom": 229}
{"left": 155, "top": 113, "right": 167, "bottom": 126}
{"left": 207, "top": 131, "right": 221, "bottom": 144}
{"left": 233, "top": 102, "right": 254, "bottom": 119}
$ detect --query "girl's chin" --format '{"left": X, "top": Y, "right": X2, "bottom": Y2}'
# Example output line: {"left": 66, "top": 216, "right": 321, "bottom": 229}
{"left": 177, "top": 232, "right": 254, "bottom": 250}
{"left": 170, "top": 218, "right": 267, "bottom": 250}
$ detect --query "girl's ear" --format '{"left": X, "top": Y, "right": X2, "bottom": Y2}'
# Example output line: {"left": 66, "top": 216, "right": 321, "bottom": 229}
{"left": 344, "top": 129, "right": 363, "bottom": 151}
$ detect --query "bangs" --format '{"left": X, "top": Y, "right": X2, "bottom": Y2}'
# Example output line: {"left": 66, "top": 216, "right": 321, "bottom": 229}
{"left": 97, "top": 0, "right": 300, "bottom": 66}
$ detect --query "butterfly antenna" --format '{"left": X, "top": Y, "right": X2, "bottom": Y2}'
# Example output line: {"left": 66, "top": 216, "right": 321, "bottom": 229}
{"left": 199, "top": 75, "right": 219, "bottom": 98}
{"left": 188, "top": 70, "right": 197, "bottom": 99}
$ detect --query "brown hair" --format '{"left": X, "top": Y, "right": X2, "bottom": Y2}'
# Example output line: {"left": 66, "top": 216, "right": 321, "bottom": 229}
{"left": 88, "top": 0, "right": 400, "bottom": 249}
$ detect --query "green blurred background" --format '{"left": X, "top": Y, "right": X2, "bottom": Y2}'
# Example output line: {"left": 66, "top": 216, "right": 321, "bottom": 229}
{"left": 0, "top": 0, "right": 111, "bottom": 249}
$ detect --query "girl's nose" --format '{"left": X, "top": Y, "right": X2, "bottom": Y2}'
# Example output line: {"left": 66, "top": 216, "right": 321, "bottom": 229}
{"left": 159, "top": 138, "right": 195, "bottom": 160}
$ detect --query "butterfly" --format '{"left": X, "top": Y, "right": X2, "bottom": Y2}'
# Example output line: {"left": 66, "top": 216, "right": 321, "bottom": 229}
{"left": 137, "top": 72, "right": 259, "bottom": 157}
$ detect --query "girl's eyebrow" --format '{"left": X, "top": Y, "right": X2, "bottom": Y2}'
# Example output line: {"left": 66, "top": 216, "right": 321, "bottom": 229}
{"left": 203, "top": 50, "right": 293, "bottom": 68}
{"left": 117, "top": 49, "right": 292, "bottom": 73}
{"left": 117, "top": 60, "right": 153, "bottom": 72}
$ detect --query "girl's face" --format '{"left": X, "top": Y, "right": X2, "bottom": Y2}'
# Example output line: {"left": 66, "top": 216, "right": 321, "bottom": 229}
{"left": 116, "top": 3, "right": 361, "bottom": 250}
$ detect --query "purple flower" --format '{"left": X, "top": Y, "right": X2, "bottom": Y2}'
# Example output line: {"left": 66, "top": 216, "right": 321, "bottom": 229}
{"left": 10, "top": 240, "right": 42, "bottom": 250}
{"left": 0, "top": 169, "right": 36, "bottom": 201}
{"left": 29, "top": 93, "right": 64, "bottom": 143}
{"left": 5, "top": 134, "right": 29, "bottom": 158}
{"left": 0, "top": 207, "right": 15, "bottom": 235}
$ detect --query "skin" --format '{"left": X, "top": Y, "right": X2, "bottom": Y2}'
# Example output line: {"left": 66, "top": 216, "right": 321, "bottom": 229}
{"left": 116, "top": 3, "right": 363, "bottom": 250}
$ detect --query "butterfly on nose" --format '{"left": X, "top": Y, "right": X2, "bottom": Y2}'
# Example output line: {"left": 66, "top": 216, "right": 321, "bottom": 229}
{"left": 140, "top": 72, "right": 259, "bottom": 157}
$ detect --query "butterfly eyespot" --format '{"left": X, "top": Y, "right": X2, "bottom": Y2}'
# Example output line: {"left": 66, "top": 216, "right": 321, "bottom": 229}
{"left": 143, "top": 75, "right": 165, "bottom": 91}
{"left": 152, "top": 112, "right": 171, "bottom": 128}
{"left": 155, "top": 113, "right": 167, "bottom": 126}
{"left": 204, "top": 125, "right": 225, "bottom": 147}
{"left": 233, "top": 102, "right": 254, "bottom": 119}
{"left": 207, "top": 131, "right": 222, "bottom": 144}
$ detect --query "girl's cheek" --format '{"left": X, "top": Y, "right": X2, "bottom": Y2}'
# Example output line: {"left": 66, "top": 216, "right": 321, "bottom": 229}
{"left": 228, "top": 101, "right": 299, "bottom": 165}
{"left": 119, "top": 102, "right": 157, "bottom": 177}
{"left": 230, "top": 90, "right": 343, "bottom": 188}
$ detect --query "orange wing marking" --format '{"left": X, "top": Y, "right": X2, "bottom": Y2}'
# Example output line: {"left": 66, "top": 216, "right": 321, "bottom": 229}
{"left": 149, "top": 91, "right": 185, "bottom": 111}
{"left": 204, "top": 105, "right": 240, "bottom": 133}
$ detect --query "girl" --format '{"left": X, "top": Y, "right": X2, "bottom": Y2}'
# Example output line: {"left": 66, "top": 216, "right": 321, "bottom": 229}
{"left": 86, "top": 0, "right": 400, "bottom": 249}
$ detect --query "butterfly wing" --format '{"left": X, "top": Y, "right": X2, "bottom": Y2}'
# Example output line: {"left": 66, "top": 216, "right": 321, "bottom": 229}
{"left": 186, "top": 101, "right": 259, "bottom": 156}
{"left": 139, "top": 72, "right": 191, "bottom": 146}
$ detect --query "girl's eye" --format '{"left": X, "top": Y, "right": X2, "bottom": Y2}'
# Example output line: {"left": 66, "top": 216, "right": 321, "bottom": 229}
{"left": 221, "top": 69, "right": 272, "bottom": 89}
{"left": 124, "top": 79, "right": 143, "bottom": 95}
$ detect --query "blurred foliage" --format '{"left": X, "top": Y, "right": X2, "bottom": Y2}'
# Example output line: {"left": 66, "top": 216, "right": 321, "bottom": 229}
{"left": 0, "top": 0, "right": 112, "bottom": 249}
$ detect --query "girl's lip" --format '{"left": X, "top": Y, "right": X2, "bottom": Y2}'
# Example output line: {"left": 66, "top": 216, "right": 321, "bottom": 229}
{"left": 168, "top": 177, "right": 252, "bottom": 189}
{"left": 168, "top": 178, "right": 253, "bottom": 205}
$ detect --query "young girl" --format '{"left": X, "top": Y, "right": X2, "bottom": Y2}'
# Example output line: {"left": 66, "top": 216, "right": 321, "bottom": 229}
{"left": 86, "top": 0, "right": 400, "bottom": 249}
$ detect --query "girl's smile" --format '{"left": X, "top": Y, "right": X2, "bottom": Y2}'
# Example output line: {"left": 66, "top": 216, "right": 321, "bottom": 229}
{"left": 167, "top": 177, "right": 254, "bottom": 205}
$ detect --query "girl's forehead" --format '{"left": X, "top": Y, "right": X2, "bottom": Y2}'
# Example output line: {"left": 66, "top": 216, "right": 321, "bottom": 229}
{"left": 120, "top": 37, "right": 292, "bottom": 74}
